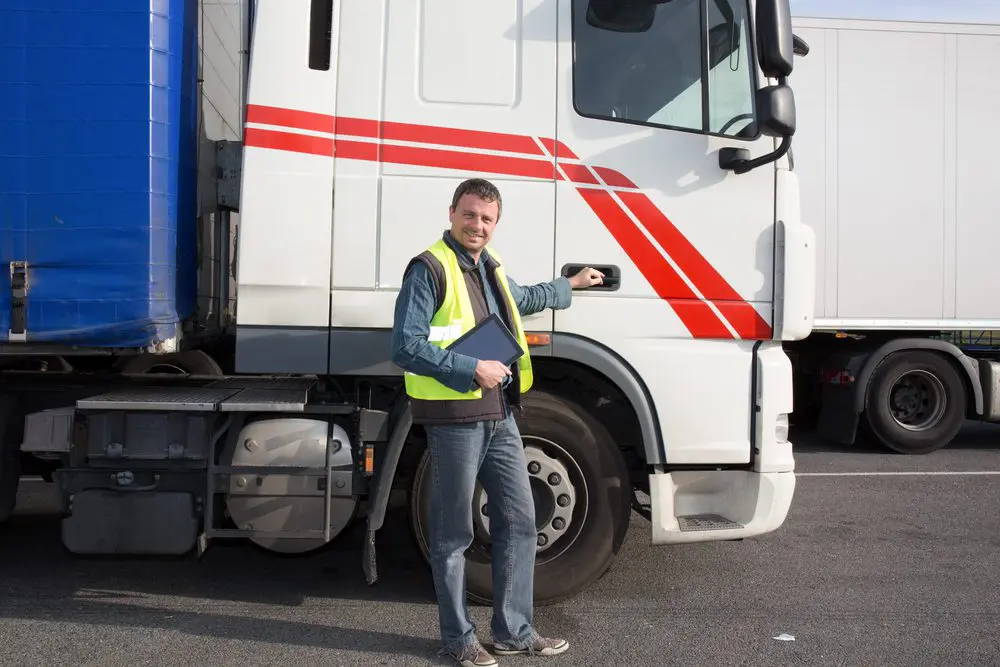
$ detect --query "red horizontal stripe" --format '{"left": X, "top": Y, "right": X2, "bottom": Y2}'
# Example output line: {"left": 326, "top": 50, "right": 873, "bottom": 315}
{"left": 247, "top": 104, "right": 334, "bottom": 134}
{"left": 247, "top": 104, "right": 543, "bottom": 156}
{"left": 245, "top": 127, "right": 554, "bottom": 180}
{"left": 245, "top": 127, "right": 333, "bottom": 157}
{"left": 617, "top": 191, "right": 770, "bottom": 338}
{"left": 334, "top": 139, "right": 379, "bottom": 162}
{"left": 379, "top": 144, "right": 554, "bottom": 179}
{"left": 576, "top": 188, "right": 732, "bottom": 339}
{"left": 379, "top": 120, "right": 544, "bottom": 156}
{"left": 336, "top": 117, "right": 380, "bottom": 140}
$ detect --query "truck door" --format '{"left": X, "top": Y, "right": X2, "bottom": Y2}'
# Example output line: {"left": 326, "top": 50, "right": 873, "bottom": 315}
{"left": 371, "top": 0, "right": 559, "bottom": 334}
{"left": 553, "top": 0, "right": 776, "bottom": 465}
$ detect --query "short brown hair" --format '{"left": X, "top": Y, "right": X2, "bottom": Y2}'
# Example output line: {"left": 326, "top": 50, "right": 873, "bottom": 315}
{"left": 450, "top": 178, "right": 502, "bottom": 219}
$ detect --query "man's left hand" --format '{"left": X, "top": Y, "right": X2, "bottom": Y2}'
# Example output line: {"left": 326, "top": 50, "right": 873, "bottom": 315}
{"left": 568, "top": 267, "right": 604, "bottom": 289}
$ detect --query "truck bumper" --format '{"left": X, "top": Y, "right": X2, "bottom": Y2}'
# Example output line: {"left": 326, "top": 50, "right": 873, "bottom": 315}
{"left": 648, "top": 469, "right": 795, "bottom": 544}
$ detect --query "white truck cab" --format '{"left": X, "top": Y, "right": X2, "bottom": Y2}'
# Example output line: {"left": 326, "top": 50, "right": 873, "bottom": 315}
{"left": 2, "top": 0, "right": 813, "bottom": 604}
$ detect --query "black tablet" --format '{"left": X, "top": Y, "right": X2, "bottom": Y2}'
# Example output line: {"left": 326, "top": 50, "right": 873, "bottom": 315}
{"left": 445, "top": 313, "right": 524, "bottom": 368}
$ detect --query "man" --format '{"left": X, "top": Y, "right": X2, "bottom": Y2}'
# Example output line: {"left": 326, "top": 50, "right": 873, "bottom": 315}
{"left": 390, "top": 178, "right": 603, "bottom": 666}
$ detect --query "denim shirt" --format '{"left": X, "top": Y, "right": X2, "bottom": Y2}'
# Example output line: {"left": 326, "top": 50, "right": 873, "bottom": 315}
{"left": 390, "top": 231, "right": 572, "bottom": 394}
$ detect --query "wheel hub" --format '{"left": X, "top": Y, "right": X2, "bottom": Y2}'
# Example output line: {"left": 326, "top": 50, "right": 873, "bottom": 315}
{"left": 888, "top": 369, "right": 947, "bottom": 431}
{"left": 472, "top": 441, "right": 580, "bottom": 555}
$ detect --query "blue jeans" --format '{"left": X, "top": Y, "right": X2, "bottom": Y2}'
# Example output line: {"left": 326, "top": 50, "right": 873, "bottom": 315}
{"left": 425, "top": 413, "right": 538, "bottom": 652}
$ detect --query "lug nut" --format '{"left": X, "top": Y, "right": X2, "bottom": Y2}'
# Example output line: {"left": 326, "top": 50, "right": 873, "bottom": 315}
{"left": 552, "top": 518, "right": 566, "bottom": 530}
{"left": 537, "top": 533, "right": 548, "bottom": 547}
{"left": 557, "top": 494, "right": 571, "bottom": 507}
{"left": 527, "top": 461, "right": 541, "bottom": 474}
{"left": 548, "top": 473, "right": 561, "bottom": 486}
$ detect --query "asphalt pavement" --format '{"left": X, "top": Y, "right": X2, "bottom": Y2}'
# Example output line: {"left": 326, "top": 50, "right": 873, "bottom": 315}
{"left": 1, "top": 423, "right": 998, "bottom": 666}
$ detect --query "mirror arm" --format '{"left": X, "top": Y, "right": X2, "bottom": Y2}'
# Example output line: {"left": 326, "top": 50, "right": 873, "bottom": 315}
{"left": 720, "top": 134, "right": 792, "bottom": 174}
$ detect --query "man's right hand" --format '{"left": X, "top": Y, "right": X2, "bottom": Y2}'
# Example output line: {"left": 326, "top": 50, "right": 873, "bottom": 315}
{"left": 474, "top": 360, "right": 512, "bottom": 389}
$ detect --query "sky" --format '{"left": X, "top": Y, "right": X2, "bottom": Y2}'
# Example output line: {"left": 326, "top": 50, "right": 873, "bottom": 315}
{"left": 789, "top": 0, "right": 1000, "bottom": 25}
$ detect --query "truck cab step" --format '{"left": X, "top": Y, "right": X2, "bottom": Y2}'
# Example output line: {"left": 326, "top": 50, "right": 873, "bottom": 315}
{"left": 676, "top": 514, "right": 744, "bottom": 532}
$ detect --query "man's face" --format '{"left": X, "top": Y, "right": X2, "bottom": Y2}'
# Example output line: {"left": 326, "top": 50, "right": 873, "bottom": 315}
{"left": 448, "top": 193, "right": 499, "bottom": 255}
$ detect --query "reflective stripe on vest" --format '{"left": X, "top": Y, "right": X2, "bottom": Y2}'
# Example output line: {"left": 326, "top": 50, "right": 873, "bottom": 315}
{"left": 404, "top": 238, "right": 533, "bottom": 401}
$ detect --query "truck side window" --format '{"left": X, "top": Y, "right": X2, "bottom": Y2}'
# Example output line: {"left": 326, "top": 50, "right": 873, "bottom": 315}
{"left": 572, "top": 0, "right": 758, "bottom": 139}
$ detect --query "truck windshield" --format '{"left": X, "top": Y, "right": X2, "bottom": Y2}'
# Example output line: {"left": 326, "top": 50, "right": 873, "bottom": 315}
{"left": 573, "top": 0, "right": 758, "bottom": 138}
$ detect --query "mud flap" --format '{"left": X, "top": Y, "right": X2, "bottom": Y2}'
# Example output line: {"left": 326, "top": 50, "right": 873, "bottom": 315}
{"left": 362, "top": 401, "right": 412, "bottom": 585}
{"left": 0, "top": 396, "right": 21, "bottom": 523}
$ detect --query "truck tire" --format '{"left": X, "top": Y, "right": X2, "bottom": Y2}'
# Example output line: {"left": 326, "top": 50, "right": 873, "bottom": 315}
{"left": 864, "top": 350, "right": 967, "bottom": 454}
{"left": 115, "top": 349, "right": 224, "bottom": 376}
{"left": 408, "top": 390, "right": 632, "bottom": 606}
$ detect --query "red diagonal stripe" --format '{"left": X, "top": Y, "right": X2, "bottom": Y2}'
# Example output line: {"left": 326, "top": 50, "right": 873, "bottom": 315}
{"left": 713, "top": 301, "right": 772, "bottom": 339}
{"left": 560, "top": 164, "right": 600, "bottom": 185}
{"left": 576, "top": 189, "right": 733, "bottom": 339}
{"left": 594, "top": 167, "right": 637, "bottom": 189}
{"left": 538, "top": 137, "right": 579, "bottom": 159}
{"left": 617, "top": 191, "right": 771, "bottom": 338}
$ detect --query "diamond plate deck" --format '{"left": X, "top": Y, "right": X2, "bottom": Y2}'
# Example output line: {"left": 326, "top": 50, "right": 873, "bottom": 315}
{"left": 218, "top": 388, "right": 310, "bottom": 412}
{"left": 677, "top": 514, "right": 745, "bottom": 532}
{"left": 76, "top": 386, "right": 241, "bottom": 411}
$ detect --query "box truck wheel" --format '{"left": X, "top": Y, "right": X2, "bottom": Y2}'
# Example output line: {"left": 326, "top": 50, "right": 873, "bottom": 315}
{"left": 408, "top": 390, "right": 632, "bottom": 606}
{"left": 864, "top": 351, "right": 967, "bottom": 454}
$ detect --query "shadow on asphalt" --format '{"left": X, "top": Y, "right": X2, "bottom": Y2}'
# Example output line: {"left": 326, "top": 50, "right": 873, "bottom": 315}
{"left": 0, "top": 494, "right": 445, "bottom": 658}
{"left": 791, "top": 421, "right": 1000, "bottom": 455}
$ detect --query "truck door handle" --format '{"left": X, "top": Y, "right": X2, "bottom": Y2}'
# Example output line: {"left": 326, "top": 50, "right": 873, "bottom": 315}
{"left": 560, "top": 264, "right": 620, "bottom": 291}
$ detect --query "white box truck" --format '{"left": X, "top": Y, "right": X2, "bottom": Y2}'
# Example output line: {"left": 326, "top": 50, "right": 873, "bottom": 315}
{"left": 787, "top": 0, "right": 1000, "bottom": 453}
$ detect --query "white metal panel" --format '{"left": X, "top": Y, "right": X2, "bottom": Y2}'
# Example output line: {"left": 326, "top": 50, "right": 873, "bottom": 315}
{"left": 418, "top": 0, "right": 517, "bottom": 107}
{"left": 381, "top": 0, "right": 557, "bottom": 148}
{"left": 330, "top": 0, "right": 386, "bottom": 292}
{"left": 787, "top": 26, "right": 831, "bottom": 318}
{"left": 235, "top": 0, "right": 338, "bottom": 328}
{"left": 955, "top": 34, "right": 1000, "bottom": 320}
{"left": 833, "top": 28, "right": 948, "bottom": 319}
{"left": 791, "top": 0, "right": 1000, "bottom": 26}
{"left": 356, "top": 0, "right": 557, "bottom": 330}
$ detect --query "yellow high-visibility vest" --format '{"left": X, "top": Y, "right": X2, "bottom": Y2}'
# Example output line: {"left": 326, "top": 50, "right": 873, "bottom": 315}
{"left": 404, "top": 238, "right": 533, "bottom": 400}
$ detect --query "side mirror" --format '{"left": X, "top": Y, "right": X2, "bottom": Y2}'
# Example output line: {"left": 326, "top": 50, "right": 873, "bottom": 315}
{"left": 756, "top": 84, "right": 795, "bottom": 137}
{"left": 755, "top": 0, "right": 794, "bottom": 78}
{"left": 719, "top": 84, "right": 795, "bottom": 173}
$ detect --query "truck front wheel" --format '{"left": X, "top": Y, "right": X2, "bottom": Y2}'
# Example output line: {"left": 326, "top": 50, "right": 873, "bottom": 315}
{"left": 864, "top": 350, "right": 967, "bottom": 454}
{"left": 408, "top": 390, "right": 632, "bottom": 606}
